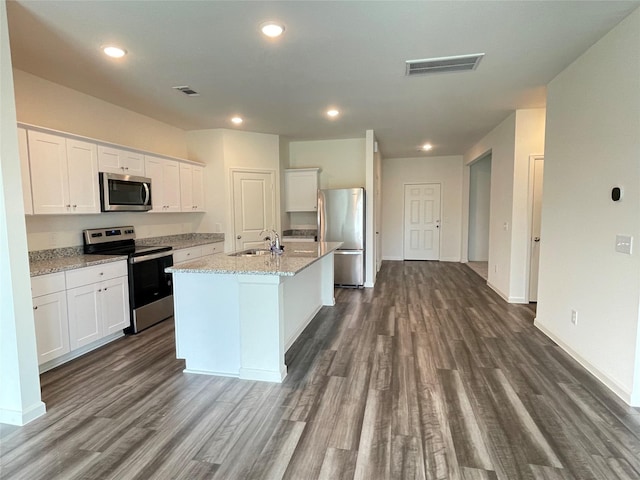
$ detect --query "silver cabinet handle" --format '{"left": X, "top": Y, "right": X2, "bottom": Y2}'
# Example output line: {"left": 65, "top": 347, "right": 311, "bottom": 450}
{"left": 237, "top": 235, "right": 242, "bottom": 239}
{"left": 33, "top": 306, "right": 38, "bottom": 310}
{"left": 534, "top": 237, "right": 541, "bottom": 242}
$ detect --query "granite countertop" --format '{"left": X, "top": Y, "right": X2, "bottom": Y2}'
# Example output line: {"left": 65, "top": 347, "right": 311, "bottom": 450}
{"left": 166, "top": 241, "right": 342, "bottom": 277}
{"left": 29, "top": 233, "right": 225, "bottom": 277}
{"left": 136, "top": 233, "right": 224, "bottom": 250}
{"left": 30, "top": 253, "right": 128, "bottom": 277}
{"left": 282, "top": 229, "right": 317, "bottom": 241}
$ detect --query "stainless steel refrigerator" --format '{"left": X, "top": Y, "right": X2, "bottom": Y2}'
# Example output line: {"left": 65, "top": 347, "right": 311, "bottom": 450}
{"left": 318, "top": 188, "right": 365, "bottom": 287}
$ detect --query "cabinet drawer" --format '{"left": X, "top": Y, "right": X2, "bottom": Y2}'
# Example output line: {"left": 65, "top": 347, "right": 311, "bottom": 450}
{"left": 65, "top": 261, "right": 127, "bottom": 289}
{"left": 201, "top": 242, "right": 223, "bottom": 256}
{"left": 31, "top": 272, "right": 66, "bottom": 297}
{"left": 173, "top": 246, "right": 202, "bottom": 264}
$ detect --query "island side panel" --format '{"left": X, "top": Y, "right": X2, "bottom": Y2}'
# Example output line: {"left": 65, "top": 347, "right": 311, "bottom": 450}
{"left": 237, "top": 275, "right": 286, "bottom": 382}
{"left": 173, "top": 272, "right": 241, "bottom": 376}
{"left": 320, "top": 251, "right": 335, "bottom": 306}
{"left": 283, "top": 256, "right": 325, "bottom": 350}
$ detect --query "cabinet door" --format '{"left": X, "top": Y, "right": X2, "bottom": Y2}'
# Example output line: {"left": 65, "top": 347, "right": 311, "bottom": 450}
{"left": 18, "top": 128, "right": 33, "bottom": 215}
{"left": 179, "top": 163, "right": 193, "bottom": 211}
{"left": 285, "top": 169, "right": 319, "bottom": 212}
{"left": 66, "top": 139, "right": 100, "bottom": 213}
{"left": 67, "top": 284, "right": 102, "bottom": 349}
{"left": 33, "top": 291, "right": 70, "bottom": 365}
{"left": 98, "top": 146, "right": 144, "bottom": 175}
{"left": 101, "top": 277, "right": 130, "bottom": 335}
{"left": 162, "top": 160, "right": 181, "bottom": 212}
{"left": 192, "top": 165, "right": 205, "bottom": 211}
{"left": 145, "top": 156, "right": 164, "bottom": 212}
{"left": 28, "top": 130, "right": 70, "bottom": 214}
{"left": 121, "top": 151, "right": 145, "bottom": 176}
{"left": 97, "top": 146, "right": 123, "bottom": 174}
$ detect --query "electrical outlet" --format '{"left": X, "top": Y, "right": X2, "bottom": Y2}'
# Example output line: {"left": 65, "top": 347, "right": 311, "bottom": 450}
{"left": 50, "top": 232, "right": 59, "bottom": 247}
{"left": 571, "top": 309, "right": 578, "bottom": 326}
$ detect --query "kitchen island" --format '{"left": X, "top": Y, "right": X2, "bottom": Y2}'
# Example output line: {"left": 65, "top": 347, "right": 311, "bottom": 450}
{"left": 166, "top": 241, "right": 342, "bottom": 382}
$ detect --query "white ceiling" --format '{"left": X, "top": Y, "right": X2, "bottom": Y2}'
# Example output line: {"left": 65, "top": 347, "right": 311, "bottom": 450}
{"left": 7, "top": 1, "right": 640, "bottom": 158}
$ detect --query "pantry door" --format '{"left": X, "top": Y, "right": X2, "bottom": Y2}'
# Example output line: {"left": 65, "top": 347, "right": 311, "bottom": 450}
{"left": 403, "top": 183, "right": 441, "bottom": 260}
{"left": 232, "top": 170, "right": 276, "bottom": 251}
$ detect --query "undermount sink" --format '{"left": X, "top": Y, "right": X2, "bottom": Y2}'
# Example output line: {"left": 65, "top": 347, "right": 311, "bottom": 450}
{"left": 229, "top": 248, "right": 273, "bottom": 257}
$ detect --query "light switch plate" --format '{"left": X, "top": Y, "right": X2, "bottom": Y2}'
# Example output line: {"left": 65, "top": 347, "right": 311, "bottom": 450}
{"left": 615, "top": 234, "right": 633, "bottom": 255}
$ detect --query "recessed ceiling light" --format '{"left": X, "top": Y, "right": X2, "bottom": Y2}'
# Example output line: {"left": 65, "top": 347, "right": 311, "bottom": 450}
{"left": 421, "top": 143, "right": 433, "bottom": 151}
{"left": 102, "top": 45, "right": 127, "bottom": 58}
{"left": 231, "top": 116, "right": 243, "bottom": 125}
{"left": 327, "top": 109, "right": 340, "bottom": 118}
{"left": 260, "top": 22, "right": 285, "bottom": 38}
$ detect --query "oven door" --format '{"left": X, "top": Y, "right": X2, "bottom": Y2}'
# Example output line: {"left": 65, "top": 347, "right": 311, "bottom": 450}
{"left": 129, "top": 252, "right": 173, "bottom": 310}
{"left": 128, "top": 252, "right": 174, "bottom": 333}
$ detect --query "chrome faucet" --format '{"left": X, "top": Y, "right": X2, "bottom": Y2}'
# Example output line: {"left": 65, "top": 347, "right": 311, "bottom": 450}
{"left": 260, "top": 229, "right": 282, "bottom": 253}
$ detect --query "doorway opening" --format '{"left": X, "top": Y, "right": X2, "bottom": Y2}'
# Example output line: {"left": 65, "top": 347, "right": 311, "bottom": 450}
{"left": 468, "top": 153, "right": 492, "bottom": 280}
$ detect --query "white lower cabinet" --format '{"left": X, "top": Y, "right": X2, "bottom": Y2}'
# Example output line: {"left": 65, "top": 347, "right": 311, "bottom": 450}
{"left": 31, "top": 261, "right": 130, "bottom": 369}
{"left": 32, "top": 272, "right": 70, "bottom": 365}
{"left": 67, "top": 283, "right": 102, "bottom": 349}
{"left": 66, "top": 262, "right": 130, "bottom": 349}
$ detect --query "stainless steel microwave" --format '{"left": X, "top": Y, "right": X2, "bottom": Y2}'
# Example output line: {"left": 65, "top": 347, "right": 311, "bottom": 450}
{"left": 99, "top": 172, "right": 152, "bottom": 212}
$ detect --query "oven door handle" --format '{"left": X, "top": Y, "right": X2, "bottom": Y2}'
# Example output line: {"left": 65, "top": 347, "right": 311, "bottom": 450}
{"left": 130, "top": 251, "right": 173, "bottom": 264}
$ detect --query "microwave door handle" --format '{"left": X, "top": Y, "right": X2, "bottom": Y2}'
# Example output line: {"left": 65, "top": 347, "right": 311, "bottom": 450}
{"left": 142, "top": 183, "right": 150, "bottom": 205}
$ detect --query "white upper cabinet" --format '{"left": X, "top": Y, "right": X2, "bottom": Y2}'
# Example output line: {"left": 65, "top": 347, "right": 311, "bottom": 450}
{"left": 28, "top": 130, "right": 100, "bottom": 215}
{"left": 180, "top": 163, "right": 205, "bottom": 212}
{"left": 284, "top": 168, "right": 320, "bottom": 212}
{"left": 98, "top": 146, "right": 145, "bottom": 176}
{"left": 18, "top": 127, "right": 33, "bottom": 215}
{"left": 145, "top": 155, "right": 181, "bottom": 213}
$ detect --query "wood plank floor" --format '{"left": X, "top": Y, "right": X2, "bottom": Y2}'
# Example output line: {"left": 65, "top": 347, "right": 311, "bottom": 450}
{"left": 2, "top": 260, "right": 640, "bottom": 479}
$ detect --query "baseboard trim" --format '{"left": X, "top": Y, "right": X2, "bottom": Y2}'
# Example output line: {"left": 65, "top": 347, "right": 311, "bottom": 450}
{"left": 0, "top": 400, "right": 46, "bottom": 426}
{"left": 382, "top": 256, "right": 403, "bottom": 261}
{"left": 534, "top": 319, "right": 635, "bottom": 406}
{"left": 486, "top": 280, "right": 508, "bottom": 301}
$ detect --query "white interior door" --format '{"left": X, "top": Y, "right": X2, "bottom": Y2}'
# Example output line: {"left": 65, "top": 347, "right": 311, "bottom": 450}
{"left": 232, "top": 170, "right": 275, "bottom": 251}
{"left": 403, "top": 183, "right": 441, "bottom": 260}
{"left": 529, "top": 156, "right": 544, "bottom": 301}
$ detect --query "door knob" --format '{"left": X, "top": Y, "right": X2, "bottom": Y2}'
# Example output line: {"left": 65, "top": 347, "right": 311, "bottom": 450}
{"left": 534, "top": 237, "right": 541, "bottom": 242}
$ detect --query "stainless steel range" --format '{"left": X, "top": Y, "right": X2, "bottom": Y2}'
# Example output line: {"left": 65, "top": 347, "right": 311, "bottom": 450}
{"left": 83, "top": 226, "right": 174, "bottom": 333}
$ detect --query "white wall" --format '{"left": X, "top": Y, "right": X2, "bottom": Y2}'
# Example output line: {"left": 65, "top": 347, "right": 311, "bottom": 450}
{"left": 535, "top": 8, "right": 640, "bottom": 405}
{"left": 289, "top": 138, "right": 366, "bottom": 189}
{"left": 13, "top": 69, "right": 189, "bottom": 159}
{"left": 468, "top": 154, "right": 491, "bottom": 261}
{"left": 0, "top": 0, "right": 45, "bottom": 425}
{"left": 187, "top": 129, "right": 281, "bottom": 252}
{"left": 382, "top": 155, "right": 463, "bottom": 262}
{"left": 511, "top": 109, "right": 546, "bottom": 300}
{"left": 287, "top": 137, "right": 366, "bottom": 229}
{"left": 462, "top": 108, "right": 545, "bottom": 302}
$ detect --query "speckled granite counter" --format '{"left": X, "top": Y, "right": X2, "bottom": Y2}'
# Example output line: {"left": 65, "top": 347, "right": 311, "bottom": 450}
{"left": 29, "top": 247, "right": 127, "bottom": 277}
{"left": 29, "top": 233, "right": 224, "bottom": 277}
{"left": 137, "top": 233, "right": 224, "bottom": 250}
{"left": 166, "top": 241, "right": 341, "bottom": 276}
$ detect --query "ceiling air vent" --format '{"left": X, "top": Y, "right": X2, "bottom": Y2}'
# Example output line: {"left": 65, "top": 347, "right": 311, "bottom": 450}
{"left": 405, "top": 53, "right": 484, "bottom": 76}
{"left": 172, "top": 85, "right": 200, "bottom": 96}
